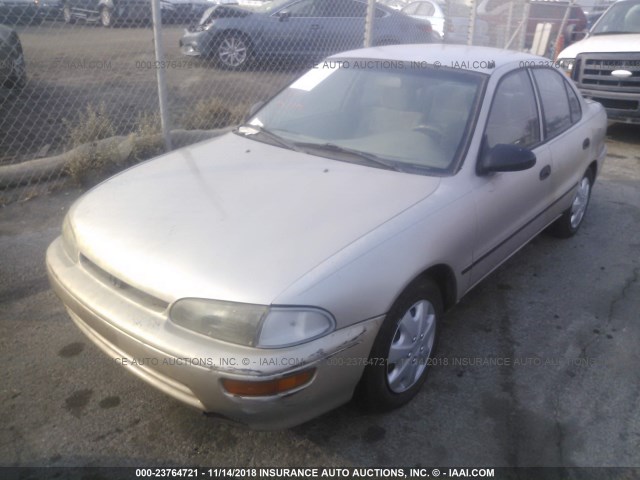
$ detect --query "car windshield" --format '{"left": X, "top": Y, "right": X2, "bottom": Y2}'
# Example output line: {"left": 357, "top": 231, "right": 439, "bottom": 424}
{"left": 591, "top": 0, "right": 640, "bottom": 34}
{"left": 243, "top": 61, "right": 485, "bottom": 175}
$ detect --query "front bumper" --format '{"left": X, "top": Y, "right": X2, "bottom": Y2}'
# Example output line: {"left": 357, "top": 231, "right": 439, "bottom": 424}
{"left": 179, "top": 30, "right": 208, "bottom": 56}
{"left": 579, "top": 88, "right": 640, "bottom": 124}
{"left": 46, "top": 237, "right": 382, "bottom": 429}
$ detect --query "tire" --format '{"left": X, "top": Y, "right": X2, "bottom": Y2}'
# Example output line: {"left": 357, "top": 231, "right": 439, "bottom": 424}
{"left": 63, "top": 4, "right": 75, "bottom": 24}
{"left": 214, "top": 33, "right": 250, "bottom": 70}
{"left": 550, "top": 169, "right": 594, "bottom": 238}
{"left": 100, "top": 7, "right": 113, "bottom": 27}
{"left": 4, "top": 43, "right": 26, "bottom": 91}
{"left": 356, "top": 277, "right": 442, "bottom": 412}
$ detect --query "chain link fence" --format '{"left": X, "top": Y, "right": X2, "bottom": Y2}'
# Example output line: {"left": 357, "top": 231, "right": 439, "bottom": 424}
{"left": 1, "top": 0, "right": 582, "bottom": 204}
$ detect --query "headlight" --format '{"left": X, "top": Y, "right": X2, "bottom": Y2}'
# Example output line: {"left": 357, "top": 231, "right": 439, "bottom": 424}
{"left": 62, "top": 214, "right": 79, "bottom": 262}
{"left": 169, "top": 299, "right": 335, "bottom": 348}
{"left": 170, "top": 299, "right": 268, "bottom": 347}
{"left": 257, "top": 307, "right": 335, "bottom": 348}
{"left": 557, "top": 58, "right": 575, "bottom": 77}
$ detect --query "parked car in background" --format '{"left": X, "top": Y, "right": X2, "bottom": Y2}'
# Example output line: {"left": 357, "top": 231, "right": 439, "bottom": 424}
{"left": 39, "top": 0, "right": 64, "bottom": 20}
{"left": 48, "top": 44, "right": 607, "bottom": 429}
{"left": 180, "top": 0, "right": 435, "bottom": 70}
{"left": 0, "top": 0, "right": 42, "bottom": 24}
{"left": 387, "top": 0, "right": 486, "bottom": 44}
{"left": 0, "top": 24, "right": 26, "bottom": 91}
{"left": 160, "top": 0, "right": 213, "bottom": 24}
{"left": 557, "top": 0, "right": 640, "bottom": 123}
{"left": 61, "top": 0, "right": 213, "bottom": 26}
{"left": 61, "top": 0, "right": 151, "bottom": 26}
{"left": 401, "top": 0, "right": 445, "bottom": 38}
{"left": 443, "top": 0, "right": 491, "bottom": 45}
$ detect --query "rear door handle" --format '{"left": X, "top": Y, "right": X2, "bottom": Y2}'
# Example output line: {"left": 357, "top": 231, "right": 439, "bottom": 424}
{"left": 583, "top": 138, "right": 590, "bottom": 150}
{"left": 539, "top": 164, "right": 551, "bottom": 180}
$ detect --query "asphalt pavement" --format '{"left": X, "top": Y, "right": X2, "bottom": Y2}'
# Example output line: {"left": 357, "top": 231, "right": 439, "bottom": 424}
{"left": 0, "top": 124, "right": 639, "bottom": 470}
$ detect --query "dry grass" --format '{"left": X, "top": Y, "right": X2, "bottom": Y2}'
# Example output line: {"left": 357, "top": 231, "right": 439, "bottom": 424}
{"left": 62, "top": 101, "right": 248, "bottom": 188}
{"left": 181, "top": 98, "right": 247, "bottom": 130}
{"left": 64, "top": 143, "right": 120, "bottom": 187}
{"left": 65, "top": 103, "right": 116, "bottom": 149}
{"left": 64, "top": 111, "right": 169, "bottom": 186}
{"left": 131, "top": 112, "right": 165, "bottom": 161}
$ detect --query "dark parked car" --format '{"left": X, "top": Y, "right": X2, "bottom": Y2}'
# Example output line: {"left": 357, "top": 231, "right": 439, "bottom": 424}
{"left": 61, "top": 0, "right": 151, "bottom": 26}
{"left": 0, "top": 24, "right": 26, "bottom": 90}
{"left": 180, "top": 0, "right": 436, "bottom": 69}
{"left": 0, "top": 0, "right": 42, "bottom": 24}
{"left": 61, "top": 0, "right": 210, "bottom": 26}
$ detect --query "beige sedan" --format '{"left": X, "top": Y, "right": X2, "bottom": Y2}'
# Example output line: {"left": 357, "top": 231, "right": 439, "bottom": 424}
{"left": 47, "top": 44, "right": 607, "bottom": 429}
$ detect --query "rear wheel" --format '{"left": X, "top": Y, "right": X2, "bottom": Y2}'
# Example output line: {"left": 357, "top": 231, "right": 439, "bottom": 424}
{"left": 357, "top": 277, "right": 442, "bottom": 412}
{"left": 550, "top": 169, "right": 594, "bottom": 238}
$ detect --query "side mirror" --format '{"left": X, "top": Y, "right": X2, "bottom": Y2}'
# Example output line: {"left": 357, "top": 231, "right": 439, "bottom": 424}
{"left": 572, "top": 30, "right": 587, "bottom": 41}
{"left": 278, "top": 9, "right": 291, "bottom": 21}
{"left": 477, "top": 143, "right": 536, "bottom": 175}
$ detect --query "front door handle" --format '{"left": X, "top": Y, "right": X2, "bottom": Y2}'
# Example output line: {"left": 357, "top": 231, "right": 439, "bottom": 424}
{"left": 583, "top": 138, "right": 590, "bottom": 150}
{"left": 539, "top": 164, "right": 551, "bottom": 180}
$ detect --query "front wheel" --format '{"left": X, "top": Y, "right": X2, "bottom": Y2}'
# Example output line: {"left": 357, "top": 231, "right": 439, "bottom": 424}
{"left": 550, "top": 169, "right": 594, "bottom": 238}
{"left": 4, "top": 47, "right": 26, "bottom": 91}
{"left": 100, "top": 7, "right": 114, "bottom": 27}
{"left": 215, "top": 33, "right": 249, "bottom": 70}
{"left": 356, "top": 277, "right": 442, "bottom": 412}
{"left": 63, "top": 4, "right": 74, "bottom": 23}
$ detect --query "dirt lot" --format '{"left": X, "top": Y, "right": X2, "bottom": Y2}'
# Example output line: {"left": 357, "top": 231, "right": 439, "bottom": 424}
{"left": 0, "top": 22, "right": 298, "bottom": 164}
{"left": 0, "top": 124, "right": 639, "bottom": 472}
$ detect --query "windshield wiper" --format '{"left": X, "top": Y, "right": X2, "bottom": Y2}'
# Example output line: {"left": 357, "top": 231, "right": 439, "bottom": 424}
{"left": 235, "top": 124, "right": 299, "bottom": 151}
{"left": 294, "top": 142, "right": 402, "bottom": 172}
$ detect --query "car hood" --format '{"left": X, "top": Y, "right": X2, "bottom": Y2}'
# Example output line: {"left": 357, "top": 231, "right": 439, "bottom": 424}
{"left": 69, "top": 133, "right": 441, "bottom": 306}
{"left": 196, "top": 3, "right": 251, "bottom": 23}
{"left": 559, "top": 33, "right": 640, "bottom": 57}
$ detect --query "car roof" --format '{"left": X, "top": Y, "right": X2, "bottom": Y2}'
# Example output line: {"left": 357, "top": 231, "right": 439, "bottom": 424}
{"left": 330, "top": 44, "right": 546, "bottom": 74}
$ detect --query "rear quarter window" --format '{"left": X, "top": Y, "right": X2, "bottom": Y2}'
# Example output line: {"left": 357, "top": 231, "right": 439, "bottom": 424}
{"left": 532, "top": 68, "right": 573, "bottom": 139}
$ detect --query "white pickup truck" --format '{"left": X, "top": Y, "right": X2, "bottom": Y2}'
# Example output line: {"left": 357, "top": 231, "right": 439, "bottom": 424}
{"left": 557, "top": 0, "right": 640, "bottom": 123}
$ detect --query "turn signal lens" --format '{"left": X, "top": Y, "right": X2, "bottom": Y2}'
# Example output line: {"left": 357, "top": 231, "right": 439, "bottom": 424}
{"left": 221, "top": 369, "right": 315, "bottom": 397}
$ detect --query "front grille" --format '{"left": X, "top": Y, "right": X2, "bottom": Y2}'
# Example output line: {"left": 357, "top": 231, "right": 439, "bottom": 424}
{"left": 591, "top": 97, "right": 639, "bottom": 111}
{"left": 575, "top": 53, "right": 640, "bottom": 93}
{"left": 80, "top": 255, "right": 169, "bottom": 313}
